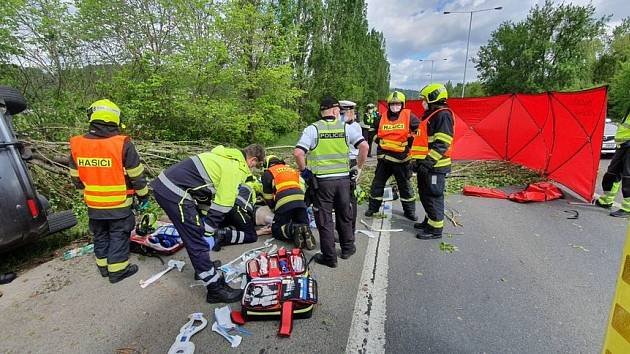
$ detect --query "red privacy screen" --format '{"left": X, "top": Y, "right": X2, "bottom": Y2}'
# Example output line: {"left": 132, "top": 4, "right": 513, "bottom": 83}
{"left": 378, "top": 87, "right": 608, "bottom": 201}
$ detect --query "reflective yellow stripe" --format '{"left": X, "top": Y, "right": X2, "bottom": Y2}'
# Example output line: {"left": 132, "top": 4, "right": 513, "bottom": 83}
{"left": 108, "top": 260, "right": 129, "bottom": 273}
{"left": 275, "top": 181, "right": 301, "bottom": 190}
{"left": 428, "top": 218, "right": 444, "bottom": 228}
{"left": 135, "top": 186, "right": 149, "bottom": 197}
{"left": 411, "top": 155, "right": 427, "bottom": 160}
{"left": 88, "top": 198, "right": 133, "bottom": 209}
{"left": 400, "top": 196, "right": 416, "bottom": 202}
{"left": 126, "top": 164, "right": 145, "bottom": 178}
{"left": 376, "top": 154, "right": 411, "bottom": 163}
{"left": 428, "top": 150, "right": 443, "bottom": 160}
{"left": 69, "top": 168, "right": 79, "bottom": 177}
{"left": 434, "top": 158, "right": 452, "bottom": 167}
{"left": 263, "top": 193, "right": 274, "bottom": 199}
{"left": 381, "top": 139, "right": 408, "bottom": 148}
{"left": 84, "top": 194, "right": 128, "bottom": 203}
{"left": 434, "top": 132, "right": 453, "bottom": 144}
{"left": 96, "top": 258, "right": 108, "bottom": 267}
{"left": 411, "top": 146, "right": 428, "bottom": 152}
{"left": 275, "top": 194, "right": 305, "bottom": 209}
{"left": 84, "top": 184, "right": 128, "bottom": 192}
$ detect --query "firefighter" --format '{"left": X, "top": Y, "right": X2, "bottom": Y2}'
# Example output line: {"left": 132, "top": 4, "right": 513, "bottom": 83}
{"left": 261, "top": 155, "right": 315, "bottom": 249}
{"left": 150, "top": 144, "right": 265, "bottom": 303}
{"left": 413, "top": 83, "right": 455, "bottom": 239}
{"left": 596, "top": 106, "right": 630, "bottom": 218}
{"left": 365, "top": 91, "right": 420, "bottom": 220}
{"left": 69, "top": 99, "right": 148, "bottom": 283}
{"left": 340, "top": 100, "right": 362, "bottom": 234}
{"left": 361, "top": 103, "right": 380, "bottom": 157}
{"left": 294, "top": 96, "right": 368, "bottom": 267}
{"left": 208, "top": 183, "right": 259, "bottom": 251}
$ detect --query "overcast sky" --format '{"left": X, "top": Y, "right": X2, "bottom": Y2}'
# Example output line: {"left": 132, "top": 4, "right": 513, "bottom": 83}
{"left": 366, "top": 0, "right": 630, "bottom": 91}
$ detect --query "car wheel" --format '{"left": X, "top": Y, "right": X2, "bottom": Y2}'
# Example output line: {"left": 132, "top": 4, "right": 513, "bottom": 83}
{"left": 0, "top": 86, "right": 27, "bottom": 115}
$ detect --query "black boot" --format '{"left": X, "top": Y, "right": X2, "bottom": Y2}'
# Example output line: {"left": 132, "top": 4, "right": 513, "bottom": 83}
{"left": 313, "top": 253, "right": 337, "bottom": 268}
{"left": 364, "top": 209, "right": 377, "bottom": 217}
{"left": 291, "top": 224, "right": 305, "bottom": 249}
{"left": 404, "top": 211, "right": 418, "bottom": 221}
{"left": 97, "top": 266, "right": 109, "bottom": 278}
{"left": 109, "top": 264, "right": 139, "bottom": 284}
{"left": 206, "top": 277, "right": 244, "bottom": 304}
{"left": 302, "top": 225, "right": 317, "bottom": 250}
{"left": 610, "top": 209, "right": 630, "bottom": 218}
{"left": 596, "top": 199, "right": 613, "bottom": 209}
{"left": 416, "top": 225, "right": 443, "bottom": 240}
{"left": 414, "top": 217, "right": 428, "bottom": 230}
{"left": 340, "top": 246, "right": 356, "bottom": 260}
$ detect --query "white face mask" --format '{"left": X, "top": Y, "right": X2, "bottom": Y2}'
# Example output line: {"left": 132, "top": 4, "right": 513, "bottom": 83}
{"left": 422, "top": 100, "right": 429, "bottom": 111}
{"left": 390, "top": 103, "right": 402, "bottom": 113}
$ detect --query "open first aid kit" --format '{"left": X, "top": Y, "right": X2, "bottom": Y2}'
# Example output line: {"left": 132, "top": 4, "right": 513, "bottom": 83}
{"left": 231, "top": 247, "right": 318, "bottom": 337}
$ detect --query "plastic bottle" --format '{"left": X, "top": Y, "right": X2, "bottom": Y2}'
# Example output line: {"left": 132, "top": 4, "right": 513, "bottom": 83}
{"left": 63, "top": 244, "right": 94, "bottom": 260}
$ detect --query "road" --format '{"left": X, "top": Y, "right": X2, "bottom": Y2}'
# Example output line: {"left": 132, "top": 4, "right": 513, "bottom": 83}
{"left": 0, "top": 157, "right": 627, "bottom": 353}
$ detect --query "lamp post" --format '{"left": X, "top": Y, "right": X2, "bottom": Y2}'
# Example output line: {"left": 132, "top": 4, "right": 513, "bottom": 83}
{"left": 444, "top": 6, "right": 502, "bottom": 97}
{"left": 418, "top": 58, "right": 447, "bottom": 83}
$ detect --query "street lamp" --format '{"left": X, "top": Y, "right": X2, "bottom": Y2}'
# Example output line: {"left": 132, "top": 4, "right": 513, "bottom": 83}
{"left": 444, "top": 6, "right": 502, "bottom": 97}
{"left": 418, "top": 58, "right": 447, "bottom": 83}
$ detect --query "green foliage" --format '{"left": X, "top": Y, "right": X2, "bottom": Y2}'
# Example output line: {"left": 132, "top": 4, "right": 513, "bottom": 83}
{"left": 475, "top": 1, "right": 607, "bottom": 95}
{"left": 609, "top": 61, "right": 630, "bottom": 121}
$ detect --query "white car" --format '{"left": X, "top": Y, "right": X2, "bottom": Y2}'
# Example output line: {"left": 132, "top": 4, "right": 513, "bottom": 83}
{"left": 602, "top": 118, "right": 618, "bottom": 155}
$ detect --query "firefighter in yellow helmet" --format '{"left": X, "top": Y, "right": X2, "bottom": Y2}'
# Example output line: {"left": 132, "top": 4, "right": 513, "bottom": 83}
{"left": 365, "top": 91, "right": 420, "bottom": 221}
{"left": 413, "top": 84, "right": 455, "bottom": 239}
{"left": 69, "top": 99, "right": 149, "bottom": 283}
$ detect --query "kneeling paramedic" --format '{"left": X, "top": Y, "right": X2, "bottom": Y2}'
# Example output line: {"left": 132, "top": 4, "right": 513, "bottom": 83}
{"left": 261, "top": 155, "right": 316, "bottom": 249}
{"left": 151, "top": 144, "right": 265, "bottom": 303}
{"left": 365, "top": 91, "right": 419, "bottom": 220}
{"left": 413, "top": 84, "right": 455, "bottom": 239}
{"left": 206, "top": 183, "right": 258, "bottom": 251}
{"left": 294, "top": 96, "right": 368, "bottom": 267}
{"left": 69, "top": 99, "right": 149, "bottom": 283}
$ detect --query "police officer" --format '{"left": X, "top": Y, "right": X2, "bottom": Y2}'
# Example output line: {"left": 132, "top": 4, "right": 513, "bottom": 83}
{"left": 261, "top": 155, "right": 315, "bottom": 249}
{"left": 69, "top": 99, "right": 148, "bottom": 283}
{"left": 361, "top": 103, "right": 380, "bottom": 157}
{"left": 365, "top": 91, "right": 419, "bottom": 220}
{"left": 597, "top": 104, "right": 630, "bottom": 218}
{"left": 413, "top": 84, "right": 455, "bottom": 239}
{"left": 208, "top": 183, "right": 259, "bottom": 251}
{"left": 151, "top": 144, "right": 265, "bottom": 303}
{"left": 294, "top": 96, "right": 368, "bottom": 267}
{"left": 340, "top": 100, "right": 362, "bottom": 235}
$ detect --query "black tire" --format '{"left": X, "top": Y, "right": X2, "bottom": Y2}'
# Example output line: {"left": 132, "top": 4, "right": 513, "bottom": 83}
{"left": 47, "top": 210, "right": 77, "bottom": 234}
{"left": 0, "top": 86, "right": 27, "bottom": 115}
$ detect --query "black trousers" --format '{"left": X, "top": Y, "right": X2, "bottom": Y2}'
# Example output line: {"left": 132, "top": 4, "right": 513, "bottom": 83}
{"left": 153, "top": 190, "right": 219, "bottom": 285}
{"left": 368, "top": 159, "right": 416, "bottom": 214}
{"left": 417, "top": 170, "right": 446, "bottom": 229}
{"left": 339, "top": 159, "right": 358, "bottom": 235}
{"left": 314, "top": 177, "right": 354, "bottom": 262}
{"left": 90, "top": 213, "right": 135, "bottom": 273}
{"left": 362, "top": 128, "right": 375, "bottom": 156}
{"left": 271, "top": 207, "right": 309, "bottom": 242}
{"left": 217, "top": 206, "right": 257, "bottom": 245}
{"left": 602, "top": 146, "right": 630, "bottom": 197}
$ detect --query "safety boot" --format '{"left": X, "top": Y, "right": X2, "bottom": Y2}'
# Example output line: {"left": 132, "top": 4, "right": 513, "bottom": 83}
{"left": 340, "top": 246, "right": 356, "bottom": 260}
{"left": 413, "top": 217, "right": 428, "bottom": 230}
{"left": 313, "top": 253, "right": 337, "bottom": 268}
{"left": 302, "top": 225, "right": 317, "bottom": 250}
{"left": 595, "top": 199, "right": 613, "bottom": 209}
{"left": 364, "top": 209, "right": 378, "bottom": 217}
{"left": 97, "top": 266, "right": 109, "bottom": 278}
{"left": 291, "top": 224, "right": 305, "bottom": 249}
{"left": 206, "top": 277, "right": 243, "bottom": 304}
{"left": 404, "top": 211, "right": 418, "bottom": 221}
{"left": 109, "top": 264, "right": 139, "bottom": 284}
{"left": 610, "top": 209, "right": 630, "bottom": 218}
{"left": 416, "top": 225, "right": 443, "bottom": 240}
{"left": 212, "top": 230, "right": 227, "bottom": 252}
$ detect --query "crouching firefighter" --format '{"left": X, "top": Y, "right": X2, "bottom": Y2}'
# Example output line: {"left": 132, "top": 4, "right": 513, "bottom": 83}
{"left": 413, "top": 84, "right": 455, "bottom": 239}
{"left": 206, "top": 183, "right": 259, "bottom": 251}
{"left": 151, "top": 144, "right": 265, "bottom": 303}
{"left": 261, "top": 155, "right": 316, "bottom": 249}
{"left": 365, "top": 91, "right": 420, "bottom": 220}
{"left": 69, "top": 99, "right": 149, "bottom": 283}
{"left": 596, "top": 107, "right": 630, "bottom": 218}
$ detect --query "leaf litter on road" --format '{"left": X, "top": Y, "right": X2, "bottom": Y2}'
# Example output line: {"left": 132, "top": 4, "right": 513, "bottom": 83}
{"left": 569, "top": 243, "right": 590, "bottom": 252}
{"left": 439, "top": 242, "right": 458, "bottom": 253}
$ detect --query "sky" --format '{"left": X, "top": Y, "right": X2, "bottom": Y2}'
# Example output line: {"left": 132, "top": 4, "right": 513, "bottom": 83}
{"left": 366, "top": 0, "right": 630, "bottom": 90}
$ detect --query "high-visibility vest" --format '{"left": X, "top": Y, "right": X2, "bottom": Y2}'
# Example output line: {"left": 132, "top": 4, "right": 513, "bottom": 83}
{"left": 268, "top": 164, "right": 304, "bottom": 210}
{"left": 615, "top": 112, "right": 630, "bottom": 144}
{"left": 70, "top": 135, "right": 134, "bottom": 209}
{"left": 377, "top": 109, "right": 411, "bottom": 152}
{"left": 410, "top": 119, "right": 429, "bottom": 160}
{"left": 426, "top": 108, "right": 455, "bottom": 168}
{"left": 309, "top": 119, "right": 350, "bottom": 176}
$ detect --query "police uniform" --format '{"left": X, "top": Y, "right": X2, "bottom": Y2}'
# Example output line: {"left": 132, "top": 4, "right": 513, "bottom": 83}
{"left": 69, "top": 102, "right": 148, "bottom": 283}
{"left": 345, "top": 119, "right": 362, "bottom": 235}
{"left": 150, "top": 145, "right": 249, "bottom": 303}
{"left": 367, "top": 105, "right": 420, "bottom": 219}
{"left": 296, "top": 112, "right": 365, "bottom": 265}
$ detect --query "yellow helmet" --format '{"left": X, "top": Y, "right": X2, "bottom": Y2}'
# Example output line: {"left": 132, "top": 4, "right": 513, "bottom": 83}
{"left": 264, "top": 154, "right": 282, "bottom": 170}
{"left": 386, "top": 91, "right": 406, "bottom": 105}
{"left": 87, "top": 99, "right": 121, "bottom": 126}
{"left": 419, "top": 84, "right": 448, "bottom": 104}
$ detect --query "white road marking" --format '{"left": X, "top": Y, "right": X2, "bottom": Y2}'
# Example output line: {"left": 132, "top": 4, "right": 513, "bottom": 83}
{"left": 346, "top": 201, "right": 392, "bottom": 353}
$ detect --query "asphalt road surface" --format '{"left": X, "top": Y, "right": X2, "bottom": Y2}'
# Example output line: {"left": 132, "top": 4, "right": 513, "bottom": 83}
{"left": 1, "top": 157, "right": 627, "bottom": 353}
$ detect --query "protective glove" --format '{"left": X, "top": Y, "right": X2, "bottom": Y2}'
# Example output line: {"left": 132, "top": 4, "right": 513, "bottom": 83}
{"left": 350, "top": 166, "right": 362, "bottom": 183}
{"left": 300, "top": 168, "right": 313, "bottom": 182}
{"left": 136, "top": 196, "right": 150, "bottom": 211}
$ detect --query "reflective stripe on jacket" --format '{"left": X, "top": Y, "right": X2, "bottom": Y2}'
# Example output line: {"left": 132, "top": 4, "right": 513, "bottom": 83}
{"left": 268, "top": 163, "right": 304, "bottom": 210}
{"left": 377, "top": 109, "right": 411, "bottom": 152}
{"left": 309, "top": 119, "right": 350, "bottom": 176}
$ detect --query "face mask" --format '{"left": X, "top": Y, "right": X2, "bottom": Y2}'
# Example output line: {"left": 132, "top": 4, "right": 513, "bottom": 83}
{"left": 390, "top": 103, "right": 402, "bottom": 113}
{"left": 422, "top": 100, "right": 429, "bottom": 111}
